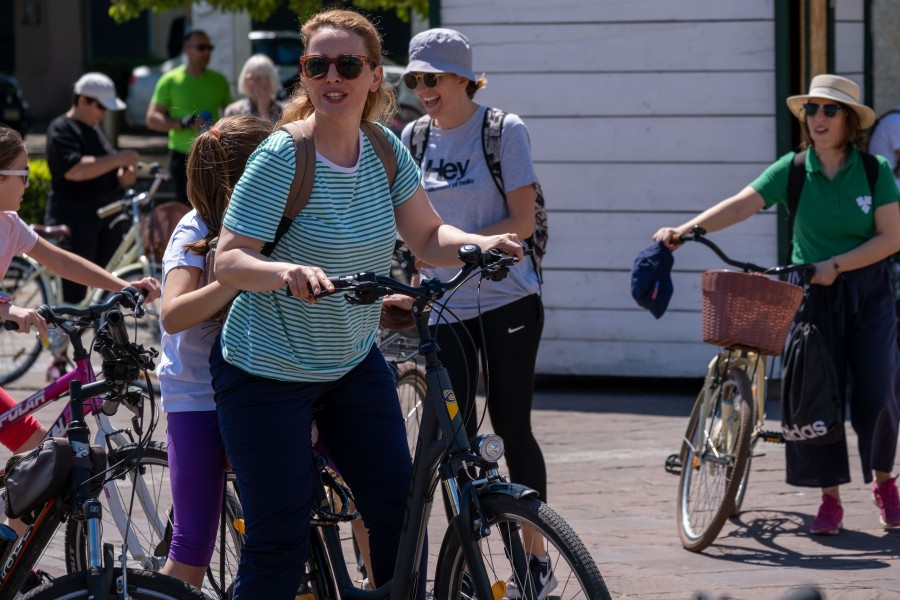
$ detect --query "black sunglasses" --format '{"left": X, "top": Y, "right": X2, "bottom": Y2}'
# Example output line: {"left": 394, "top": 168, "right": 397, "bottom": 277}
{"left": 190, "top": 44, "right": 215, "bottom": 52}
{"left": 403, "top": 72, "right": 442, "bottom": 90}
{"left": 300, "top": 55, "right": 372, "bottom": 80}
{"left": 803, "top": 102, "right": 844, "bottom": 118}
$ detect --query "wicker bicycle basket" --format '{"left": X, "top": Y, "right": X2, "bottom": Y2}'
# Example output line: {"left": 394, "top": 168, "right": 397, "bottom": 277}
{"left": 700, "top": 270, "right": 805, "bottom": 355}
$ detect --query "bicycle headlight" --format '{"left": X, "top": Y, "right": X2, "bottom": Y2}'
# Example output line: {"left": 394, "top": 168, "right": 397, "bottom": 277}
{"left": 473, "top": 434, "right": 505, "bottom": 463}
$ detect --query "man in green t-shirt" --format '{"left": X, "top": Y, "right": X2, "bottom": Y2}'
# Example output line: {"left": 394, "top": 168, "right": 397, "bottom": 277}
{"left": 146, "top": 30, "right": 232, "bottom": 205}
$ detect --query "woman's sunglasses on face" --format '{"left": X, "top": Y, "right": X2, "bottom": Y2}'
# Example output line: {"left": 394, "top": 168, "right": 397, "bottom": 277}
{"left": 189, "top": 44, "right": 215, "bottom": 52}
{"left": 403, "top": 72, "right": 443, "bottom": 90}
{"left": 300, "top": 55, "right": 371, "bottom": 80}
{"left": 803, "top": 102, "right": 844, "bottom": 118}
{"left": 0, "top": 166, "right": 29, "bottom": 186}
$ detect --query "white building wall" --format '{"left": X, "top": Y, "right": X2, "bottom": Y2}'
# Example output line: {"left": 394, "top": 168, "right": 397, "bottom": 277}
{"left": 439, "top": 0, "right": 866, "bottom": 377}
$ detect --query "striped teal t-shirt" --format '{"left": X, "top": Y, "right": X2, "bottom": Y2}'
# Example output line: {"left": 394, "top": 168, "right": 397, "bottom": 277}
{"left": 220, "top": 122, "right": 421, "bottom": 382}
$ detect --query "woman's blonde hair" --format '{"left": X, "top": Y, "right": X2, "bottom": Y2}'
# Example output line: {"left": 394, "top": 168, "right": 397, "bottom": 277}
{"left": 279, "top": 8, "right": 397, "bottom": 126}
{"left": 185, "top": 115, "right": 274, "bottom": 256}
{"left": 238, "top": 54, "right": 282, "bottom": 96}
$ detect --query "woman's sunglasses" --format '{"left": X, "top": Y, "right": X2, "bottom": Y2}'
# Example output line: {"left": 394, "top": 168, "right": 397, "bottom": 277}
{"left": 803, "top": 102, "right": 844, "bottom": 118}
{"left": 403, "top": 72, "right": 443, "bottom": 90}
{"left": 0, "top": 166, "right": 29, "bottom": 186}
{"left": 300, "top": 55, "right": 372, "bottom": 80}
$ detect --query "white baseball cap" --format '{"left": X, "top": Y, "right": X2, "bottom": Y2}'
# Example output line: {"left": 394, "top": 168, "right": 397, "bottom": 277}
{"left": 73, "top": 72, "right": 127, "bottom": 111}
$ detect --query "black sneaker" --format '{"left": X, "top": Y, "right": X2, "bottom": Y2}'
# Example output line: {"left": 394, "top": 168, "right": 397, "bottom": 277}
{"left": 506, "top": 556, "right": 557, "bottom": 600}
{"left": 21, "top": 568, "right": 54, "bottom": 593}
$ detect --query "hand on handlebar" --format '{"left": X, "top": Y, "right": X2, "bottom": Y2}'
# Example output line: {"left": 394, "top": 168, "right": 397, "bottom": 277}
{"left": 481, "top": 233, "right": 525, "bottom": 261}
{"left": 652, "top": 227, "right": 687, "bottom": 251}
{"left": 126, "top": 278, "right": 160, "bottom": 303}
{"left": 281, "top": 264, "right": 334, "bottom": 305}
{"left": 1, "top": 304, "right": 48, "bottom": 336}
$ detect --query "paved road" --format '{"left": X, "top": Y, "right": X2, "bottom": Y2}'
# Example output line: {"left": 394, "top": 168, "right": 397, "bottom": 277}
{"left": 3, "top": 351, "right": 899, "bottom": 599}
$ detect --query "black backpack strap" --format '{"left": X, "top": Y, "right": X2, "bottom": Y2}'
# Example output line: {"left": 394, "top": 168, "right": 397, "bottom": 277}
{"left": 408, "top": 115, "right": 432, "bottom": 166}
{"left": 481, "top": 107, "right": 507, "bottom": 197}
{"left": 787, "top": 150, "right": 807, "bottom": 221}
{"left": 859, "top": 150, "right": 880, "bottom": 196}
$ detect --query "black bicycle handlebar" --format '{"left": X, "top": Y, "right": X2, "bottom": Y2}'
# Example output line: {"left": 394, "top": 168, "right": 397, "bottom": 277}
{"left": 284, "top": 245, "right": 521, "bottom": 303}
{"left": 680, "top": 226, "right": 815, "bottom": 277}
{"left": 2, "top": 287, "right": 146, "bottom": 332}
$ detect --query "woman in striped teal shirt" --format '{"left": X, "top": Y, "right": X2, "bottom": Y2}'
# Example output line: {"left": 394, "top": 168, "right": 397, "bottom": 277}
{"left": 209, "top": 9, "right": 523, "bottom": 600}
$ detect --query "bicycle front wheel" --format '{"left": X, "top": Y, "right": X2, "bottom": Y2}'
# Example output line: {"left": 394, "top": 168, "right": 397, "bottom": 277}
{"left": 676, "top": 367, "right": 753, "bottom": 552}
{"left": 0, "top": 256, "right": 49, "bottom": 384}
{"left": 395, "top": 362, "right": 426, "bottom": 458}
{"left": 20, "top": 568, "right": 210, "bottom": 599}
{"left": 435, "top": 494, "right": 611, "bottom": 600}
{"left": 63, "top": 442, "right": 243, "bottom": 599}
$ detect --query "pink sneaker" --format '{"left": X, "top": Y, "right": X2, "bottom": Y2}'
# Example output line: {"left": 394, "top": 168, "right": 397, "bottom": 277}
{"left": 872, "top": 476, "right": 900, "bottom": 529}
{"left": 810, "top": 494, "right": 843, "bottom": 535}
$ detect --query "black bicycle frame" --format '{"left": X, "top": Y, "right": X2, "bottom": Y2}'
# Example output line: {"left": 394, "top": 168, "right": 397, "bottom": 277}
{"left": 312, "top": 274, "right": 525, "bottom": 600}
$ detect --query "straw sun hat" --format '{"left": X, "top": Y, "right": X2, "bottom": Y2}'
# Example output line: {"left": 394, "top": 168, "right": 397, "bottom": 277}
{"left": 786, "top": 74, "right": 875, "bottom": 129}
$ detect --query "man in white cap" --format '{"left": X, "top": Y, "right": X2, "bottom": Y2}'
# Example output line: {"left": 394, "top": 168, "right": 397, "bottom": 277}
{"left": 43, "top": 72, "right": 140, "bottom": 374}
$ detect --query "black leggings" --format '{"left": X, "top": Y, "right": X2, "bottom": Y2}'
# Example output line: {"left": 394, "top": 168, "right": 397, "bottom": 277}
{"left": 433, "top": 294, "right": 547, "bottom": 501}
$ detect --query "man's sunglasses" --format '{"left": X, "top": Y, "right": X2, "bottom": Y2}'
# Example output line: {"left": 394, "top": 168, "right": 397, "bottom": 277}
{"left": 403, "top": 72, "right": 443, "bottom": 90}
{"left": 803, "top": 102, "right": 844, "bottom": 118}
{"left": 190, "top": 44, "right": 215, "bottom": 52}
{"left": 0, "top": 166, "right": 29, "bottom": 186}
{"left": 300, "top": 55, "right": 372, "bottom": 80}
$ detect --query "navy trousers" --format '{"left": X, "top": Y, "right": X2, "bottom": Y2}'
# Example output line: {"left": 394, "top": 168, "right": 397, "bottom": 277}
{"left": 211, "top": 340, "right": 425, "bottom": 599}
{"left": 786, "top": 260, "right": 900, "bottom": 487}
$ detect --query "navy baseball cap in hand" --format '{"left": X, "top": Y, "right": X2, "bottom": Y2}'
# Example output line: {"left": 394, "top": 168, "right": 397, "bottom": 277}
{"left": 631, "top": 241, "right": 674, "bottom": 319}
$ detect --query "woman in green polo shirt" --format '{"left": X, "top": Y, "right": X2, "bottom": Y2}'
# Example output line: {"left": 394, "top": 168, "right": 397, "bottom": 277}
{"left": 653, "top": 74, "right": 900, "bottom": 535}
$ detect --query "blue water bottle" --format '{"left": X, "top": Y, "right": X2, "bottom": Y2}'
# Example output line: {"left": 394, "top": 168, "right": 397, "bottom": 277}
{"left": 199, "top": 110, "right": 213, "bottom": 132}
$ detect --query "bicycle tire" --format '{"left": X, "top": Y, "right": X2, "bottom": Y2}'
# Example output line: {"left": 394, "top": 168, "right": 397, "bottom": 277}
{"left": 729, "top": 454, "right": 752, "bottom": 516}
{"left": 20, "top": 568, "right": 210, "bottom": 599}
{"left": 104, "top": 263, "right": 164, "bottom": 346}
{"left": 0, "top": 256, "right": 49, "bottom": 384}
{"left": 395, "top": 363, "right": 426, "bottom": 459}
{"left": 676, "top": 367, "right": 754, "bottom": 552}
{"left": 435, "top": 494, "right": 612, "bottom": 600}
{"left": 63, "top": 442, "right": 243, "bottom": 599}
{"left": 305, "top": 526, "right": 340, "bottom": 600}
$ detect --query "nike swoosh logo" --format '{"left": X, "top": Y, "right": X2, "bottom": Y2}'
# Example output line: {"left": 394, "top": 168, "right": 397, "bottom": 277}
{"left": 508, "top": 325, "right": 525, "bottom": 334}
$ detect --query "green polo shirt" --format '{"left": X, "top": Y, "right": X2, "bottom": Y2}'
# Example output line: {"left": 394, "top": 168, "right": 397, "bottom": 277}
{"left": 150, "top": 65, "right": 232, "bottom": 154}
{"left": 750, "top": 148, "right": 899, "bottom": 264}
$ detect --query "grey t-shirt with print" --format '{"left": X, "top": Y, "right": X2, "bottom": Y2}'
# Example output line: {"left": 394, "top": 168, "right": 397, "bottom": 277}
{"left": 401, "top": 105, "right": 541, "bottom": 323}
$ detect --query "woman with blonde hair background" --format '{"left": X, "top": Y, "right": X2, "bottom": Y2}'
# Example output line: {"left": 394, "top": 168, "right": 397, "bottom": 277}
{"left": 224, "top": 54, "right": 284, "bottom": 122}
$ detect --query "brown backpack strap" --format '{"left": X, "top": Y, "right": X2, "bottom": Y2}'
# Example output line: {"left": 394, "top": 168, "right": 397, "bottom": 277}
{"left": 262, "top": 120, "right": 316, "bottom": 256}
{"left": 360, "top": 121, "right": 397, "bottom": 187}
{"left": 281, "top": 119, "right": 316, "bottom": 220}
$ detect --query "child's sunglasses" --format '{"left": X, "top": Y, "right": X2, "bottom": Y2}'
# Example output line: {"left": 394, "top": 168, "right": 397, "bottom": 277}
{"left": 803, "top": 102, "right": 844, "bottom": 118}
{"left": 300, "top": 55, "right": 372, "bottom": 80}
{"left": 403, "top": 72, "right": 442, "bottom": 90}
{"left": 0, "top": 167, "right": 29, "bottom": 186}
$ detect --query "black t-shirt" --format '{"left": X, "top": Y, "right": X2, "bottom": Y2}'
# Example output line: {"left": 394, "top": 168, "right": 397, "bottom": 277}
{"left": 45, "top": 114, "right": 120, "bottom": 207}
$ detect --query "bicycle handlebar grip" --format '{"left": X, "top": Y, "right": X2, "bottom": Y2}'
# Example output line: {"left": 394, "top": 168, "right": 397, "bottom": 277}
{"left": 96, "top": 200, "right": 123, "bottom": 219}
{"left": 3, "top": 321, "right": 18, "bottom": 331}
{"left": 105, "top": 309, "right": 129, "bottom": 347}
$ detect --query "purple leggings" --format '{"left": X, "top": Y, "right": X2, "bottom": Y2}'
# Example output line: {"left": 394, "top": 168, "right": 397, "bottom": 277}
{"left": 166, "top": 410, "right": 227, "bottom": 567}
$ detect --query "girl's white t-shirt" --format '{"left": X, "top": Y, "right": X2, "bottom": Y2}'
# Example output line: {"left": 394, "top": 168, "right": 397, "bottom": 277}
{"left": 156, "top": 209, "right": 221, "bottom": 413}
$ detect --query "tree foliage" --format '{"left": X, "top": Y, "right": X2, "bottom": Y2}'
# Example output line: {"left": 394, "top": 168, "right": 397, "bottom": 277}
{"left": 108, "top": 0, "right": 428, "bottom": 24}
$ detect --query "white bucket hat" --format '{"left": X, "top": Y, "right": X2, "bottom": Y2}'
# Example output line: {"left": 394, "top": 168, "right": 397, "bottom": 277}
{"left": 786, "top": 74, "right": 875, "bottom": 129}
{"left": 404, "top": 28, "right": 477, "bottom": 81}
{"left": 74, "top": 72, "right": 127, "bottom": 111}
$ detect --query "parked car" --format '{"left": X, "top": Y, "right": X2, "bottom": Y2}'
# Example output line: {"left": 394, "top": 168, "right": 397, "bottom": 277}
{"left": 124, "top": 56, "right": 182, "bottom": 128}
{"left": 124, "top": 30, "right": 423, "bottom": 133}
{"left": 0, "top": 73, "right": 31, "bottom": 136}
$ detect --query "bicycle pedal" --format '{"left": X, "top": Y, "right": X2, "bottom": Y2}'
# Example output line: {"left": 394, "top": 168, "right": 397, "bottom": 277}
{"left": 759, "top": 430, "right": 785, "bottom": 444}
{"left": 664, "top": 454, "right": 682, "bottom": 475}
